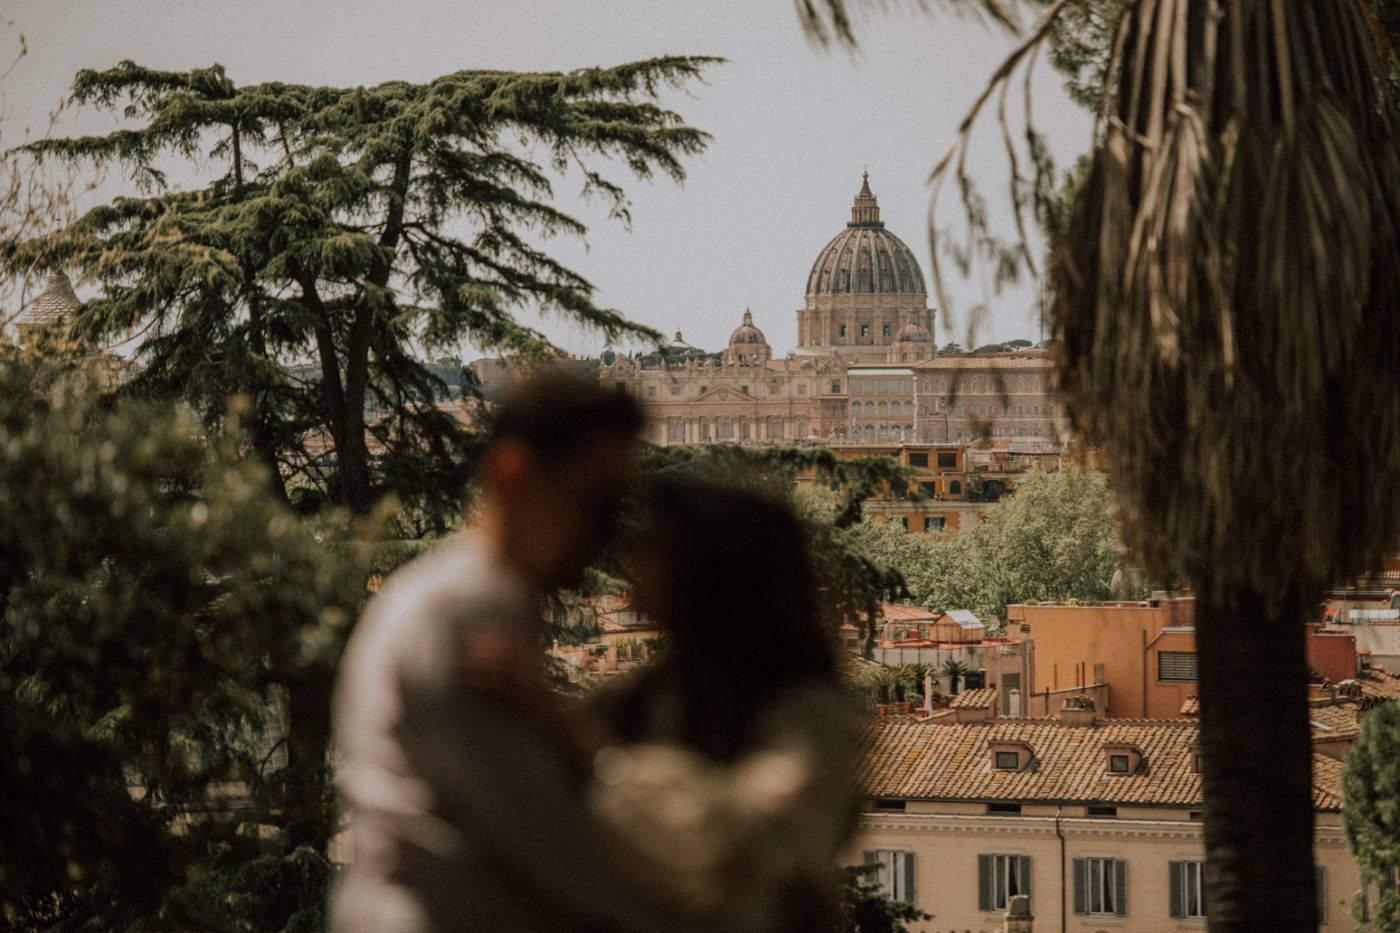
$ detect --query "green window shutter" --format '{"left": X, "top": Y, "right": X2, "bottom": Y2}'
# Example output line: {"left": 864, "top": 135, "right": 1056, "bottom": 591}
{"left": 1316, "top": 865, "right": 1327, "bottom": 923}
{"left": 1019, "top": 855, "right": 1032, "bottom": 900}
{"left": 904, "top": 851, "right": 917, "bottom": 905}
{"left": 978, "top": 854, "right": 993, "bottom": 911}
{"left": 1168, "top": 861, "right": 1184, "bottom": 918}
{"left": 1073, "top": 858, "right": 1087, "bottom": 915}
{"left": 1114, "top": 859, "right": 1128, "bottom": 916}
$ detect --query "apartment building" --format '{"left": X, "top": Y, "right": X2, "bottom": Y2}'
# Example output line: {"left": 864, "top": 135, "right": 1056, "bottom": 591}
{"left": 848, "top": 702, "right": 1362, "bottom": 932}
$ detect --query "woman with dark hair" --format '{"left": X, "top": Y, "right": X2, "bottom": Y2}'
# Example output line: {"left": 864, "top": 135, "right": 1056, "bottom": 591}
{"left": 583, "top": 476, "right": 857, "bottom": 930}
{"left": 457, "top": 475, "right": 855, "bottom": 930}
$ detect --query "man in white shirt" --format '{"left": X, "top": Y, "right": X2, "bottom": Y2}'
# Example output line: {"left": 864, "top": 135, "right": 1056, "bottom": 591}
{"left": 330, "top": 371, "right": 694, "bottom": 933}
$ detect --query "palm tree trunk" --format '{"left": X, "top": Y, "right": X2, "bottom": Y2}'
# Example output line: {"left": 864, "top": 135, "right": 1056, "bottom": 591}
{"left": 1195, "top": 588, "right": 1316, "bottom": 931}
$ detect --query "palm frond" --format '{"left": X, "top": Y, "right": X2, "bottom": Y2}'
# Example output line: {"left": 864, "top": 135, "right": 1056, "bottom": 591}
{"left": 1052, "top": 0, "right": 1400, "bottom": 611}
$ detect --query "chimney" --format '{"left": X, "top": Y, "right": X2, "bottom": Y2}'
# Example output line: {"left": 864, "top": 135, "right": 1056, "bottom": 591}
{"left": 1060, "top": 695, "right": 1097, "bottom": 726}
{"left": 1004, "top": 893, "right": 1033, "bottom": 933}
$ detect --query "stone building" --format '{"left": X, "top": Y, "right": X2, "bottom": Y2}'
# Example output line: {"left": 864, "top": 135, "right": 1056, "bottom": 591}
{"left": 599, "top": 175, "right": 1066, "bottom": 448}
{"left": 849, "top": 707, "right": 1361, "bottom": 931}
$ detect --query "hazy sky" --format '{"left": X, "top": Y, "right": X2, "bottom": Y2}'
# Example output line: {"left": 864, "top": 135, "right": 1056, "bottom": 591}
{"left": 6, "top": 0, "right": 1093, "bottom": 358}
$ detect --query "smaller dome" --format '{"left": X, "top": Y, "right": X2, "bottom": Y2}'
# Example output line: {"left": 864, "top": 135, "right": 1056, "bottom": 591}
{"left": 728, "top": 308, "right": 767, "bottom": 346}
{"left": 662, "top": 330, "right": 707, "bottom": 358}
{"left": 23, "top": 271, "right": 79, "bottom": 327}
{"left": 896, "top": 321, "right": 933, "bottom": 343}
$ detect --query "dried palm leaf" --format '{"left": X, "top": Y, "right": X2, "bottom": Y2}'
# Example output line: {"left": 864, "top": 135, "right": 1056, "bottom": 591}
{"left": 1053, "top": 0, "right": 1400, "bottom": 613}
{"left": 794, "top": 0, "right": 1022, "bottom": 47}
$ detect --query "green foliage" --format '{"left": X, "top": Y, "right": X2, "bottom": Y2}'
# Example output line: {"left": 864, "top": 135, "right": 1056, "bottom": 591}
{"left": 1343, "top": 702, "right": 1400, "bottom": 931}
{"left": 941, "top": 658, "right": 969, "bottom": 694}
{"left": 639, "top": 444, "right": 910, "bottom": 653}
{"left": 10, "top": 57, "right": 717, "bottom": 519}
{"left": 1033, "top": 0, "right": 1126, "bottom": 111}
{"left": 855, "top": 467, "right": 1138, "bottom": 621}
{"left": 0, "top": 348, "right": 375, "bottom": 930}
{"left": 836, "top": 864, "right": 930, "bottom": 933}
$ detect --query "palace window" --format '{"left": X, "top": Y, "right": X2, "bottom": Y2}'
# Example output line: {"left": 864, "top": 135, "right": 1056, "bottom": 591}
{"left": 925, "top": 515, "right": 945, "bottom": 532}
{"left": 1169, "top": 861, "right": 1206, "bottom": 918}
{"left": 883, "top": 324, "right": 891, "bottom": 337}
{"left": 978, "top": 854, "right": 1031, "bottom": 911}
{"left": 1073, "top": 857, "right": 1127, "bottom": 916}
{"left": 864, "top": 850, "right": 916, "bottom": 903}
{"left": 861, "top": 324, "right": 870, "bottom": 337}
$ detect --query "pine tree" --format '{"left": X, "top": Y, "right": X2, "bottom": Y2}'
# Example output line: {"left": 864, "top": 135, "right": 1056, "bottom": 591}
{"left": 8, "top": 58, "right": 715, "bottom": 520}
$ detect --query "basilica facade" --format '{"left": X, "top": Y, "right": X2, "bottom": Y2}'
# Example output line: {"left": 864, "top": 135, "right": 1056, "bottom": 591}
{"left": 599, "top": 176, "right": 1065, "bottom": 450}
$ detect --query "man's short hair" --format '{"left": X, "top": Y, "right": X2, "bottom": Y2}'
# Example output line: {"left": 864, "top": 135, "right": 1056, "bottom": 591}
{"left": 488, "top": 369, "right": 643, "bottom": 466}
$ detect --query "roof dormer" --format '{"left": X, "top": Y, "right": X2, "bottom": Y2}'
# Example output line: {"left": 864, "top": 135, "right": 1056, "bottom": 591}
{"left": 1103, "top": 741, "right": 1144, "bottom": 776}
{"left": 990, "top": 740, "right": 1034, "bottom": 773}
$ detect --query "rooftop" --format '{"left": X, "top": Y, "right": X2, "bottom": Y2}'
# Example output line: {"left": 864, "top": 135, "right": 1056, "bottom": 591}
{"left": 950, "top": 687, "right": 997, "bottom": 710}
{"left": 856, "top": 717, "right": 1344, "bottom": 811}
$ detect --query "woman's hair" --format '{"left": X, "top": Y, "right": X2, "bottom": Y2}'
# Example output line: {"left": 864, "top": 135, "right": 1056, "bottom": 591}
{"left": 626, "top": 474, "right": 837, "bottom": 760}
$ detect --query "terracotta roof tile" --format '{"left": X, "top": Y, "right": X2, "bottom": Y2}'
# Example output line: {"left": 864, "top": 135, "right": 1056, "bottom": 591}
{"left": 950, "top": 687, "right": 996, "bottom": 709}
{"left": 879, "top": 602, "right": 940, "bottom": 622}
{"left": 1309, "top": 705, "right": 1361, "bottom": 740}
{"left": 1311, "top": 754, "right": 1344, "bottom": 809}
{"left": 1359, "top": 668, "right": 1400, "bottom": 701}
{"left": 856, "top": 718, "right": 1342, "bottom": 812}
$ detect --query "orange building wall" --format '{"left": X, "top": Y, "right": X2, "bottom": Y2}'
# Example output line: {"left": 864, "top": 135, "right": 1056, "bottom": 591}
{"left": 1307, "top": 627, "right": 1359, "bottom": 684}
{"left": 1006, "top": 599, "right": 1198, "bottom": 720}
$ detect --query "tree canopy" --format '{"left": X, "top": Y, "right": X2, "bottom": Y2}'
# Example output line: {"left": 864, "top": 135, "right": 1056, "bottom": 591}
{"left": 0, "top": 345, "right": 377, "bottom": 930}
{"left": 9, "top": 58, "right": 717, "bottom": 520}
{"left": 1343, "top": 701, "right": 1400, "bottom": 931}
{"left": 852, "top": 466, "right": 1137, "bottom": 622}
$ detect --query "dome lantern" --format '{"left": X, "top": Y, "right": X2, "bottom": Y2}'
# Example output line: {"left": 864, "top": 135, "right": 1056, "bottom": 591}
{"left": 850, "top": 171, "right": 881, "bottom": 227}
